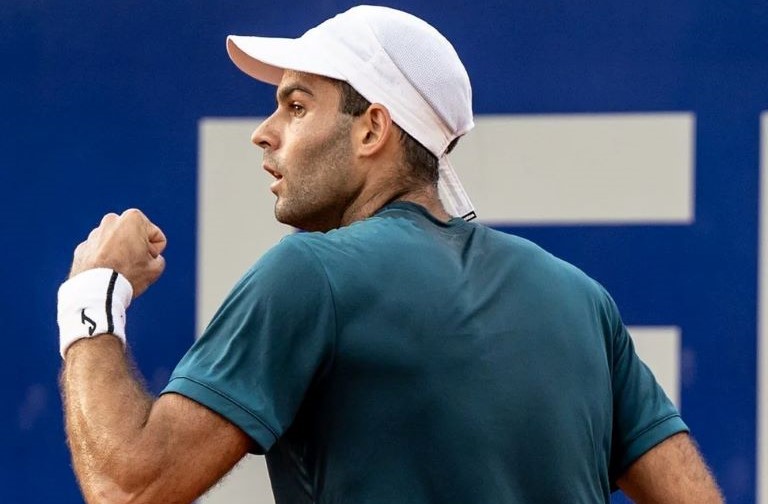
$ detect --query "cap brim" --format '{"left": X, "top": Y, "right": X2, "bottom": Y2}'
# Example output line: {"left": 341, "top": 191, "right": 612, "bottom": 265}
{"left": 227, "top": 35, "right": 345, "bottom": 85}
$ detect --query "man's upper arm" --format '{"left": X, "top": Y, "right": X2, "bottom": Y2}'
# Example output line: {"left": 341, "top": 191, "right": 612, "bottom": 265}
{"left": 617, "top": 432, "right": 723, "bottom": 503}
{"left": 604, "top": 293, "right": 689, "bottom": 481}
{"left": 162, "top": 235, "right": 336, "bottom": 454}
{"left": 133, "top": 392, "right": 252, "bottom": 504}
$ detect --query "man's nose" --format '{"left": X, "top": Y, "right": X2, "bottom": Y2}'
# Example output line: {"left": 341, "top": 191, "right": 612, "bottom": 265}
{"left": 251, "top": 114, "right": 278, "bottom": 150}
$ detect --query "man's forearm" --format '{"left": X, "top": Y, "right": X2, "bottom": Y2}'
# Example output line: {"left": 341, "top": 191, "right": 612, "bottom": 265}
{"left": 57, "top": 210, "right": 250, "bottom": 504}
{"left": 61, "top": 334, "right": 157, "bottom": 502}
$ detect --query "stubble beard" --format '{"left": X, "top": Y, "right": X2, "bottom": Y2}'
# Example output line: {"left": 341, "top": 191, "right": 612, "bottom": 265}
{"left": 273, "top": 117, "right": 355, "bottom": 232}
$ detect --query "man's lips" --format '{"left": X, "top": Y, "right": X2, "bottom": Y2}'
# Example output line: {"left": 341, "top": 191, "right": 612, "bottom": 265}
{"left": 263, "top": 163, "right": 282, "bottom": 180}
{"left": 263, "top": 164, "right": 283, "bottom": 193}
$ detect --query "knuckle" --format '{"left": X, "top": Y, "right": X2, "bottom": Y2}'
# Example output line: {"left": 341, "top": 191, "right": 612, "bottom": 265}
{"left": 122, "top": 208, "right": 145, "bottom": 219}
{"left": 100, "top": 212, "right": 118, "bottom": 225}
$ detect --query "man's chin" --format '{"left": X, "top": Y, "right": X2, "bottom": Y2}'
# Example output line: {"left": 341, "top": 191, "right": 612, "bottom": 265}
{"left": 273, "top": 204, "right": 294, "bottom": 227}
{"left": 274, "top": 199, "right": 344, "bottom": 232}
{"left": 274, "top": 203, "right": 305, "bottom": 230}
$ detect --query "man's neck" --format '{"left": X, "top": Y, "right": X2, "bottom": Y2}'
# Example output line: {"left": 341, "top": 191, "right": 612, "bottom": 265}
{"left": 339, "top": 184, "right": 451, "bottom": 227}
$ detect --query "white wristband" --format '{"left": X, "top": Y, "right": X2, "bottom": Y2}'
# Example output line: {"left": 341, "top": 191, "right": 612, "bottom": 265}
{"left": 57, "top": 268, "right": 133, "bottom": 358}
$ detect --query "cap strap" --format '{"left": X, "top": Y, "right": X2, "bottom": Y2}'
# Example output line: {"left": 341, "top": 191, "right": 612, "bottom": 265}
{"left": 438, "top": 157, "right": 476, "bottom": 221}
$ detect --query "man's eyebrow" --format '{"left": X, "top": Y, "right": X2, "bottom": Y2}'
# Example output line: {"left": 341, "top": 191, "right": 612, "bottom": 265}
{"left": 277, "top": 83, "right": 314, "bottom": 102}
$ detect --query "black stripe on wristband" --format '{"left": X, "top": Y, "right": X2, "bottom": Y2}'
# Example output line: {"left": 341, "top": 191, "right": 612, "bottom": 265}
{"left": 106, "top": 270, "right": 119, "bottom": 334}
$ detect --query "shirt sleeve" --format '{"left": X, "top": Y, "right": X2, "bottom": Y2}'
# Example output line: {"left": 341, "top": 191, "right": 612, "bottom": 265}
{"left": 606, "top": 293, "right": 689, "bottom": 485}
{"left": 161, "top": 235, "right": 336, "bottom": 453}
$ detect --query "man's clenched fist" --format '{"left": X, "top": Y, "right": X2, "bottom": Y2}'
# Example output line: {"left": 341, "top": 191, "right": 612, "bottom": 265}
{"left": 70, "top": 209, "right": 167, "bottom": 298}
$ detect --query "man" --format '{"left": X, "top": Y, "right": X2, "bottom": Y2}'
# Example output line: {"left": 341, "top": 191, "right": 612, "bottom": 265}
{"left": 57, "top": 5, "right": 723, "bottom": 504}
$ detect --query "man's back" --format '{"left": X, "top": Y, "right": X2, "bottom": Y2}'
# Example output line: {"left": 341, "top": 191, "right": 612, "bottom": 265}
{"left": 168, "top": 201, "right": 684, "bottom": 503}
{"left": 57, "top": 5, "right": 721, "bottom": 502}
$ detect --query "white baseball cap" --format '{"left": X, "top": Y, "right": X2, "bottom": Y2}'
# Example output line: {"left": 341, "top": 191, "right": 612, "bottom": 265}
{"left": 226, "top": 5, "right": 476, "bottom": 220}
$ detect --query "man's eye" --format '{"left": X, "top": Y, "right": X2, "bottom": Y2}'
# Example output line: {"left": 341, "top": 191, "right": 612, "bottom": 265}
{"left": 290, "top": 103, "right": 306, "bottom": 117}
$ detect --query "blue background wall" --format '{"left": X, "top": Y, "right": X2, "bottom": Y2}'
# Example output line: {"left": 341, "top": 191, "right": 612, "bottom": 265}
{"left": 1, "top": 1, "right": 766, "bottom": 502}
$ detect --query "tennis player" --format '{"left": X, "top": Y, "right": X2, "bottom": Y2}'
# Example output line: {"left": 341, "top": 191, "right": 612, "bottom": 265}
{"left": 57, "top": 5, "right": 723, "bottom": 503}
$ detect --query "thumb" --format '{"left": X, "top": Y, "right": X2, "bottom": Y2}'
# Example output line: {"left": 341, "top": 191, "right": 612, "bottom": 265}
{"left": 147, "top": 223, "right": 167, "bottom": 258}
{"left": 150, "top": 254, "right": 167, "bottom": 278}
{"left": 131, "top": 254, "right": 166, "bottom": 300}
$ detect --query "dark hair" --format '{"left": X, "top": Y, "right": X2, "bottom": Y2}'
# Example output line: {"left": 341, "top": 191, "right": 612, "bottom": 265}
{"left": 333, "top": 79, "right": 458, "bottom": 186}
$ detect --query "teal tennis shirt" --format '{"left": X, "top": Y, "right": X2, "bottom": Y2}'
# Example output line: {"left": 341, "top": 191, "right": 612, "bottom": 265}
{"left": 163, "top": 202, "right": 687, "bottom": 503}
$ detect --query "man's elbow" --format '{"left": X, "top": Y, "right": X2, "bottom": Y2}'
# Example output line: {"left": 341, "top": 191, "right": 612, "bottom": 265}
{"left": 86, "top": 478, "right": 186, "bottom": 504}
{"left": 82, "top": 452, "right": 177, "bottom": 504}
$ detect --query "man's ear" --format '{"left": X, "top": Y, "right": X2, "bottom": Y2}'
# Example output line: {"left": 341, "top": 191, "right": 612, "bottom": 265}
{"left": 353, "top": 103, "right": 394, "bottom": 158}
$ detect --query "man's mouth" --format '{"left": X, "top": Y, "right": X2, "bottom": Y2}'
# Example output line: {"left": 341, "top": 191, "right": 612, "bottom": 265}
{"left": 263, "top": 163, "right": 283, "bottom": 193}
{"left": 263, "top": 163, "right": 282, "bottom": 180}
